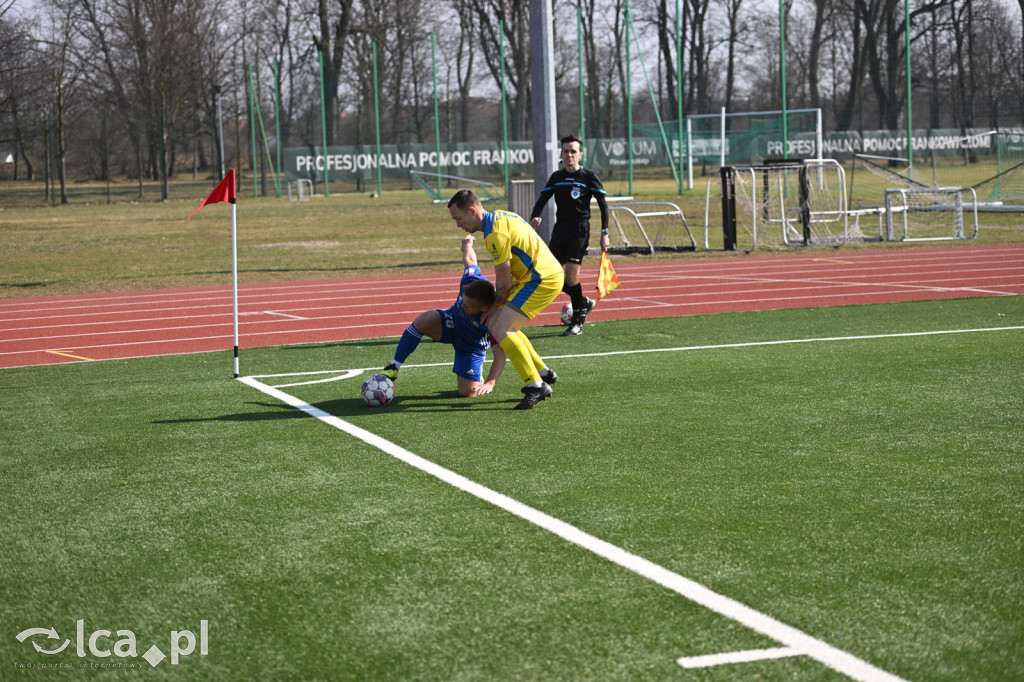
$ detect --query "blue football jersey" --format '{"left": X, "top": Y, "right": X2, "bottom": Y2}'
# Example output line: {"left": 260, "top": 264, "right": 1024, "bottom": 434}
{"left": 446, "top": 265, "right": 491, "bottom": 356}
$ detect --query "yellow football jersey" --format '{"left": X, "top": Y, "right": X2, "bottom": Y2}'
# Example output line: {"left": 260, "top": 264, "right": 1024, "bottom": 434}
{"left": 482, "top": 210, "right": 562, "bottom": 286}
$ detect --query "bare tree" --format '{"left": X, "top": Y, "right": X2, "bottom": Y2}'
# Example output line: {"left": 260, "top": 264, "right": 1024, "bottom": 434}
{"left": 467, "top": 0, "right": 531, "bottom": 139}
{"left": 719, "top": 0, "right": 744, "bottom": 111}
{"left": 39, "top": 1, "right": 83, "bottom": 203}
{"left": 314, "top": 0, "right": 354, "bottom": 146}
{"left": 0, "top": 14, "right": 43, "bottom": 179}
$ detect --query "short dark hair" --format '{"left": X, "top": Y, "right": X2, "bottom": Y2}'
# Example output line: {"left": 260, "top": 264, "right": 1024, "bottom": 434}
{"left": 448, "top": 189, "right": 481, "bottom": 210}
{"left": 463, "top": 278, "right": 496, "bottom": 308}
{"left": 560, "top": 134, "right": 583, "bottom": 148}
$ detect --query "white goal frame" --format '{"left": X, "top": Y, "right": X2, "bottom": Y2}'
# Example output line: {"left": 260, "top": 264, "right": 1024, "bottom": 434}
{"left": 607, "top": 202, "right": 696, "bottom": 254}
{"left": 686, "top": 107, "right": 823, "bottom": 189}
{"left": 287, "top": 179, "right": 315, "bottom": 201}
{"left": 884, "top": 187, "right": 979, "bottom": 241}
{"left": 705, "top": 159, "right": 865, "bottom": 251}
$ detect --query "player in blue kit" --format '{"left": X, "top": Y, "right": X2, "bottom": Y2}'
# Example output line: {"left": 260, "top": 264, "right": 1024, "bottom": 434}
{"left": 382, "top": 234, "right": 507, "bottom": 397}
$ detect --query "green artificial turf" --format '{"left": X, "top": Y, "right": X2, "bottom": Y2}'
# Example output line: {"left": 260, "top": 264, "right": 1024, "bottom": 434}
{"left": 1, "top": 298, "right": 1021, "bottom": 680}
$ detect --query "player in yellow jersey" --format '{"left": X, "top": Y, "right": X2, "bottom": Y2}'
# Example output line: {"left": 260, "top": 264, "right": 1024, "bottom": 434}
{"left": 448, "top": 190, "right": 564, "bottom": 410}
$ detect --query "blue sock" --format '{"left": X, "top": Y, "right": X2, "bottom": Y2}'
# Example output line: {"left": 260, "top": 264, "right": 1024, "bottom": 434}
{"left": 393, "top": 324, "right": 424, "bottom": 365}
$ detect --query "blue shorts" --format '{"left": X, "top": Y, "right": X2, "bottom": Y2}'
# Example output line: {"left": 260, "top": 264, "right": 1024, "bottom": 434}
{"left": 438, "top": 308, "right": 488, "bottom": 382}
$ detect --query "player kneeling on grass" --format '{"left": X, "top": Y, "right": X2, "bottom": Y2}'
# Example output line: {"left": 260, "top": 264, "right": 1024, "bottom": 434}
{"left": 382, "top": 235, "right": 507, "bottom": 397}
{"left": 448, "top": 190, "right": 563, "bottom": 410}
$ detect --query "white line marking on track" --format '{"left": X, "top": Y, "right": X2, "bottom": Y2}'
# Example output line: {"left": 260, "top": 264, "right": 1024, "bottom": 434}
{"left": 260, "top": 311, "right": 308, "bottom": 320}
{"left": 240, "top": 373, "right": 908, "bottom": 682}
{"left": 678, "top": 646, "right": 804, "bottom": 668}
{"left": 620, "top": 297, "right": 674, "bottom": 306}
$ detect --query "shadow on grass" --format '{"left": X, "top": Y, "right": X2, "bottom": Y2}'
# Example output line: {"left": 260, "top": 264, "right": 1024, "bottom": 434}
{"left": 153, "top": 392, "right": 515, "bottom": 425}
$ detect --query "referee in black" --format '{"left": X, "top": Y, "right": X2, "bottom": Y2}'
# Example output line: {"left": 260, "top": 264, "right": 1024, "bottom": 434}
{"left": 529, "top": 134, "right": 610, "bottom": 336}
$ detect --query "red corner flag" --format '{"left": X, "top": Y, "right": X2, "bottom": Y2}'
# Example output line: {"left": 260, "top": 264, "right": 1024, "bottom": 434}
{"left": 596, "top": 251, "right": 620, "bottom": 299}
{"left": 188, "top": 168, "right": 236, "bottom": 220}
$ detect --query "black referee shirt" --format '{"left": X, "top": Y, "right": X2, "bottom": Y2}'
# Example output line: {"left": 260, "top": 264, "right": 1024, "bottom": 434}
{"left": 530, "top": 168, "right": 609, "bottom": 234}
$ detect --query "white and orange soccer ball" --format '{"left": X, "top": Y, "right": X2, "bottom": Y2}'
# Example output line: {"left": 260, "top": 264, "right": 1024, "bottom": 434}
{"left": 361, "top": 374, "right": 395, "bottom": 407}
{"left": 559, "top": 303, "right": 574, "bottom": 325}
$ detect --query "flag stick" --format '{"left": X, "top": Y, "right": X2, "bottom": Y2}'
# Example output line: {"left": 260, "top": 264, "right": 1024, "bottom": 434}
{"left": 187, "top": 167, "right": 239, "bottom": 377}
{"left": 232, "top": 199, "right": 239, "bottom": 378}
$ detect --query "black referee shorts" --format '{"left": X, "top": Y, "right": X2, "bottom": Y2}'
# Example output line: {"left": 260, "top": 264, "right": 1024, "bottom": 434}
{"left": 548, "top": 222, "right": 590, "bottom": 265}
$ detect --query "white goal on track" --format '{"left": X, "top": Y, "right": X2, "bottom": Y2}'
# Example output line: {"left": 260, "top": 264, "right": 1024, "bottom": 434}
{"left": 884, "top": 187, "right": 979, "bottom": 241}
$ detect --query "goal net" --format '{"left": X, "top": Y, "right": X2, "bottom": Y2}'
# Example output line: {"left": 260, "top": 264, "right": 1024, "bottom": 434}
{"left": 685, "top": 108, "right": 822, "bottom": 187}
{"left": 967, "top": 130, "right": 1024, "bottom": 209}
{"left": 851, "top": 132, "right": 1024, "bottom": 212}
{"left": 884, "top": 187, "right": 979, "bottom": 241}
{"left": 606, "top": 202, "right": 696, "bottom": 254}
{"left": 706, "top": 159, "right": 869, "bottom": 250}
{"left": 287, "top": 179, "right": 315, "bottom": 201}
{"left": 408, "top": 170, "right": 504, "bottom": 204}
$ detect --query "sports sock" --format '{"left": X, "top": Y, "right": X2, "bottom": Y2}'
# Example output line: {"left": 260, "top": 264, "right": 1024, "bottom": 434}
{"left": 516, "top": 330, "right": 546, "bottom": 373}
{"left": 393, "top": 324, "right": 424, "bottom": 365}
{"left": 498, "top": 333, "right": 542, "bottom": 384}
{"left": 565, "top": 282, "right": 585, "bottom": 311}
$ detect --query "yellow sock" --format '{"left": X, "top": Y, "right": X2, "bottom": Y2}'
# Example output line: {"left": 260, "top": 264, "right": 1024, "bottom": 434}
{"left": 516, "top": 330, "right": 546, "bottom": 374}
{"left": 498, "top": 333, "right": 542, "bottom": 384}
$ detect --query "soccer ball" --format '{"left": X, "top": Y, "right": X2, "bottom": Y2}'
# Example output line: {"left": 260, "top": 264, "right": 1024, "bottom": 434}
{"left": 559, "top": 303, "right": 574, "bottom": 325}
{"left": 361, "top": 374, "right": 395, "bottom": 407}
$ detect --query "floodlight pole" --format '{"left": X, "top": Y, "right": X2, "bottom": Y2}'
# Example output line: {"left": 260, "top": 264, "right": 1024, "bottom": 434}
{"left": 530, "top": 0, "right": 558, "bottom": 241}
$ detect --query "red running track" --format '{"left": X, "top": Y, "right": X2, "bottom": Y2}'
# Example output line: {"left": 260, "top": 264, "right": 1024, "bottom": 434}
{"left": 1, "top": 245, "right": 1021, "bottom": 369}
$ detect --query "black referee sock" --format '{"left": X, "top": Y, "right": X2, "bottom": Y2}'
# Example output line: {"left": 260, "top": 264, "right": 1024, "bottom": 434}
{"left": 564, "top": 282, "right": 585, "bottom": 311}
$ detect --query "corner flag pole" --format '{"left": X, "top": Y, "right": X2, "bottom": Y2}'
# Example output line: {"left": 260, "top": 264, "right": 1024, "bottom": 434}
{"left": 231, "top": 197, "right": 239, "bottom": 378}
{"left": 188, "top": 168, "right": 239, "bottom": 377}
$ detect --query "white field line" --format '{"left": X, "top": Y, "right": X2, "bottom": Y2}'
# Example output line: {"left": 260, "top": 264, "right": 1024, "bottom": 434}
{"left": 251, "top": 325, "right": 1024, "bottom": 386}
{"left": 677, "top": 646, "right": 804, "bottom": 668}
{"left": 238, "top": 374, "right": 908, "bottom": 682}
{"left": 241, "top": 325, "right": 1023, "bottom": 680}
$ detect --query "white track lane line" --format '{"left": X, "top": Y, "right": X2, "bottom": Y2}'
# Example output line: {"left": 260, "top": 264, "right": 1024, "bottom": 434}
{"left": 240, "top": 374, "right": 907, "bottom": 682}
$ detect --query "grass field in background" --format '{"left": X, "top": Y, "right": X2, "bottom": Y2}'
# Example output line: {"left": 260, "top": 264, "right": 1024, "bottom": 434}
{"left": 2, "top": 298, "right": 1021, "bottom": 680}
{"left": 3, "top": 171, "right": 1024, "bottom": 299}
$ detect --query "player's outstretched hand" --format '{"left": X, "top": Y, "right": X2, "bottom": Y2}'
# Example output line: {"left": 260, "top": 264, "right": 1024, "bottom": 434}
{"left": 472, "top": 381, "right": 496, "bottom": 397}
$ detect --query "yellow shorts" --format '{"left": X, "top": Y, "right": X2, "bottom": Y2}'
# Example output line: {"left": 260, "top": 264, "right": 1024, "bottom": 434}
{"left": 503, "top": 271, "right": 564, "bottom": 320}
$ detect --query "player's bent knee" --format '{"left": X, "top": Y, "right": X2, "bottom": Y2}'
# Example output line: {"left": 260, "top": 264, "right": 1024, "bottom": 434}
{"left": 413, "top": 310, "right": 443, "bottom": 340}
